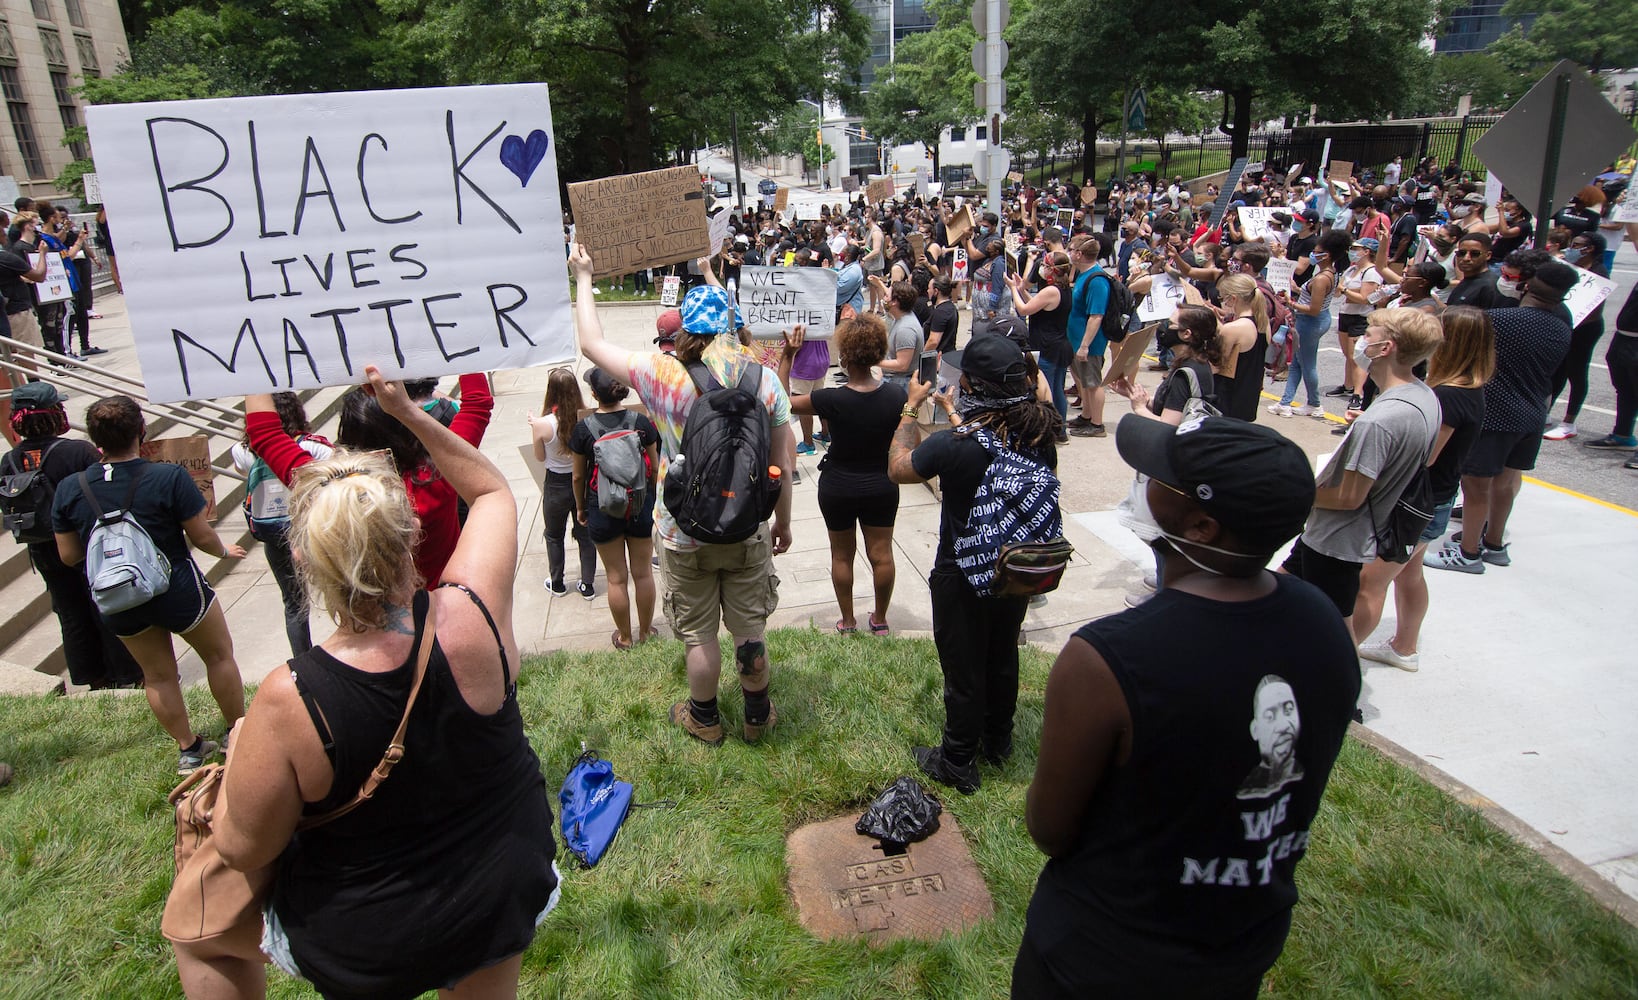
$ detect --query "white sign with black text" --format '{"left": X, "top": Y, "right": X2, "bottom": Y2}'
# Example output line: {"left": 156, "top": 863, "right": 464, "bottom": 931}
{"left": 86, "top": 84, "right": 572, "bottom": 401}
{"left": 738, "top": 266, "right": 838, "bottom": 339}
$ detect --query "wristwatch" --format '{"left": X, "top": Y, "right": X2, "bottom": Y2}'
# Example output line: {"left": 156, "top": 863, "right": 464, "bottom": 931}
{"left": 901, "top": 405, "right": 918, "bottom": 420}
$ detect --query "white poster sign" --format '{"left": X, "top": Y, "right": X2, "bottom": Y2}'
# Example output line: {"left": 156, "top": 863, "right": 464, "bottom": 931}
{"left": 1236, "top": 206, "right": 1281, "bottom": 242}
{"left": 0, "top": 176, "right": 18, "bottom": 210}
{"left": 1483, "top": 171, "right": 1504, "bottom": 210}
{"left": 707, "top": 208, "right": 732, "bottom": 253}
{"left": 1137, "top": 273, "right": 1187, "bottom": 323}
{"left": 951, "top": 247, "right": 968, "bottom": 283}
{"left": 738, "top": 266, "right": 838, "bottom": 339}
{"left": 1564, "top": 267, "right": 1616, "bottom": 327}
{"left": 1263, "top": 258, "right": 1297, "bottom": 295}
{"left": 1614, "top": 172, "right": 1638, "bottom": 224}
{"left": 37, "top": 252, "right": 74, "bottom": 303}
{"left": 86, "top": 84, "right": 572, "bottom": 401}
{"left": 82, "top": 172, "right": 103, "bottom": 204}
{"left": 659, "top": 274, "right": 681, "bottom": 307}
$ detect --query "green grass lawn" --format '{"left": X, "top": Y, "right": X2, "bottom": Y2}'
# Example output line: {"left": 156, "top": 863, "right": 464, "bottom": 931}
{"left": 4, "top": 628, "right": 1638, "bottom": 998}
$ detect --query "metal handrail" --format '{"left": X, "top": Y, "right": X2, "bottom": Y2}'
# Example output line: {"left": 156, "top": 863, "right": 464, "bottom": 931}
{"left": 0, "top": 333, "right": 248, "bottom": 425}
{"left": 55, "top": 416, "right": 247, "bottom": 484}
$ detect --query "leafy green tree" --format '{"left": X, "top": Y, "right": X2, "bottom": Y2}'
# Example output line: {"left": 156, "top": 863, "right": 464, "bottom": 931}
{"left": 407, "top": 0, "right": 869, "bottom": 180}
{"left": 1499, "top": 0, "right": 1638, "bottom": 74}
{"left": 1183, "top": 0, "right": 1444, "bottom": 161}
{"left": 860, "top": 31, "right": 970, "bottom": 176}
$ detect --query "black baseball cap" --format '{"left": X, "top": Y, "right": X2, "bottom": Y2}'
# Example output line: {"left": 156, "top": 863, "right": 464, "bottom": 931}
{"left": 949, "top": 334, "right": 1028, "bottom": 386}
{"left": 1115, "top": 414, "right": 1315, "bottom": 553}
{"left": 11, "top": 382, "right": 67, "bottom": 409}
{"left": 1531, "top": 260, "right": 1579, "bottom": 297}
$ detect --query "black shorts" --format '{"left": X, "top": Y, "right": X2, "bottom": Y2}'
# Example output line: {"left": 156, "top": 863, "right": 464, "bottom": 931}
{"left": 1337, "top": 313, "right": 1369, "bottom": 337}
{"left": 586, "top": 486, "right": 657, "bottom": 545}
{"left": 1281, "top": 540, "right": 1363, "bottom": 618}
{"left": 817, "top": 470, "right": 900, "bottom": 532}
{"left": 1462, "top": 428, "right": 1541, "bottom": 476}
{"left": 106, "top": 559, "right": 216, "bottom": 638}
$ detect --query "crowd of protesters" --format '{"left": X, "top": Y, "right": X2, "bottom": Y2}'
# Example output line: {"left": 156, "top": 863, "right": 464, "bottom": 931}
{"left": 1, "top": 147, "right": 1635, "bottom": 999}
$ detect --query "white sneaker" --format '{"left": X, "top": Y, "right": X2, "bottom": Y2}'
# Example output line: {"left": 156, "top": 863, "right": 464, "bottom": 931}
{"left": 1543, "top": 422, "right": 1577, "bottom": 441}
{"left": 1359, "top": 641, "right": 1420, "bottom": 672}
{"left": 591, "top": 286, "right": 602, "bottom": 295}
{"left": 1267, "top": 402, "right": 1293, "bottom": 417}
{"left": 1141, "top": 570, "right": 1157, "bottom": 590}
{"left": 1293, "top": 404, "right": 1325, "bottom": 417}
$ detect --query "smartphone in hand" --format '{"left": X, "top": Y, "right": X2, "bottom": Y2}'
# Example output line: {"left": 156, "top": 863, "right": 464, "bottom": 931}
{"left": 917, "top": 351, "right": 939, "bottom": 386}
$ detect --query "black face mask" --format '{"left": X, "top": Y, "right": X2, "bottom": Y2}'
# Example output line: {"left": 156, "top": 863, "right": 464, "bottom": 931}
{"left": 1157, "top": 326, "right": 1185, "bottom": 350}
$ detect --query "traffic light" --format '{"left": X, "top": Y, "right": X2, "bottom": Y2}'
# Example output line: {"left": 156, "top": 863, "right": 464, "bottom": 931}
{"left": 816, "top": 130, "right": 824, "bottom": 147}
{"left": 860, "top": 127, "right": 868, "bottom": 140}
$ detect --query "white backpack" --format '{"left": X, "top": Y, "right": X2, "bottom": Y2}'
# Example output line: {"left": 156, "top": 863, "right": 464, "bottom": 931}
{"left": 78, "top": 466, "right": 172, "bottom": 614}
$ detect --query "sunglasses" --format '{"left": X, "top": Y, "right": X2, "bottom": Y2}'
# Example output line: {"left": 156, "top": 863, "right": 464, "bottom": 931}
{"left": 1453, "top": 249, "right": 1487, "bottom": 258}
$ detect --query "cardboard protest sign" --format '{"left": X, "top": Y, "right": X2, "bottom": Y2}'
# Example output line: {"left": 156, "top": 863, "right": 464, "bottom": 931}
{"left": 141, "top": 434, "right": 216, "bottom": 519}
{"left": 86, "top": 83, "right": 574, "bottom": 402}
{"left": 1564, "top": 267, "right": 1616, "bottom": 327}
{"left": 1328, "top": 160, "right": 1354, "bottom": 185}
{"left": 1137, "top": 273, "right": 1187, "bottom": 323}
{"left": 1236, "top": 206, "right": 1281, "bottom": 242}
{"left": 1006, "top": 171, "right": 1023, "bottom": 184}
{"left": 1263, "top": 258, "right": 1297, "bottom": 295}
{"left": 841, "top": 175, "right": 859, "bottom": 194}
{"left": 1056, "top": 208, "right": 1075, "bottom": 231}
{"left": 738, "top": 266, "right": 838, "bottom": 339}
{"left": 659, "top": 275, "right": 681, "bottom": 307}
{"left": 1108, "top": 324, "right": 1153, "bottom": 386}
{"left": 569, "top": 165, "right": 709, "bottom": 279}
{"left": 36, "top": 252, "right": 74, "bottom": 304}
{"left": 773, "top": 187, "right": 789, "bottom": 211}
{"left": 951, "top": 247, "right": 968, "bottom": 282}
{"left": 867, "top": 176, "right": 895, "bottom": 204}
{"left": 1004, "top": 231, "right": 1022, "bottom": 260}
{"left": 1081, "top": 186, "right": 1097, "bottom": 208}
{"left": 946, "top": 205, "right": 975, "bottom": 246}
{"left": 82, "top": 172, "right": 102, "bottom": 204}
{"left": 908, "top": 232, "right": 925, "bottom": 263}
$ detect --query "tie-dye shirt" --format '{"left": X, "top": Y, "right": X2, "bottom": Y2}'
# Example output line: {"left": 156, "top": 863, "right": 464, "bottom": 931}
{"left": 627, "top": 335, "right": 792, "bottom": 550}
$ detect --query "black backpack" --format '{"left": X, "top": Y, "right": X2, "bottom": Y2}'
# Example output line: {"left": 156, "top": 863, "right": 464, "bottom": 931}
{"left": 1088, "top": 270, "right": 1136, "bottom": 343}
{"left": 662, "top": 360, "right": 777, "bottom": 545}
{"left": 0, "top": 439, "right": 62, "bottom": 544}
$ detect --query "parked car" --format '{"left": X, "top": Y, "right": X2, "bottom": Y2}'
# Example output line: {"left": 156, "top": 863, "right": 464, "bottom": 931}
{"left": 757, "top": 179, "right": 779, "bottom": 196}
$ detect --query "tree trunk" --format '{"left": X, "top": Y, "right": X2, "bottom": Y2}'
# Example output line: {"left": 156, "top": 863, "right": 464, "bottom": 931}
{"left": 1080, "top": 105, "right": 1097, "bottom": 185}
{"left": 1227, "top": 87, "right": 1254, "bottom": 163}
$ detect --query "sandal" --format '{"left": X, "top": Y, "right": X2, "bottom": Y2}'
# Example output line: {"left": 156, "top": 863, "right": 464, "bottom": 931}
{"left": 639, "top": 626, "right": 662, "bottom": 644}
{"left": 867, "top": 614, "right": 890, "bottom": 636}
{"left": 835, "top": 619, "right": 858, "bottom": 635}
{"left": 611, "top": 630, "right": 633, "bottom": 651}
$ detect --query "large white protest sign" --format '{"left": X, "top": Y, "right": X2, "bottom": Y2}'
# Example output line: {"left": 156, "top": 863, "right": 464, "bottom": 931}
{"left": 1483, "top": 171, "right": 1504, "bottom": 210}
{"left": 1264, "top": 258, "right": 1297, "bottom": 295}
{"left": 82, "top": 172, "right": 103, "bottom": 204}
{"left": 86, "top": 84, "right": 572, "bottom": 401}
{"left": 1236, "top": 206, "right": 1281, "bottom": 242}
{"left": 1564, "top": 267, "right": 1616, "bottom": 327}
{"left": 1137, "top": 273, "right": 1187, "bottom": 323}
{"left": 1614, "top": 172, "right": 1638, "bottom": 224}
{"left": 739, "top": 266, "right": 837, "bottom": 339}
{"left": 708, "top": 208, "right": 732, "bottom": 253}
{"left": 36, "top": 252, "right": 74, "bottom": 304}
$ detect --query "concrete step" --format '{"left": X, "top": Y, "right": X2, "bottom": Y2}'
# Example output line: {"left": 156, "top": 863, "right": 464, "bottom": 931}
{"left": 0, "top": 386, "right": 349, "bottom": 688}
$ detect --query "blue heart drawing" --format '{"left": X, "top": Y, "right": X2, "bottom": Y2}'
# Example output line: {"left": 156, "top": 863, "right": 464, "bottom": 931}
{"left": 499, "top": 129, "right": 550, "bottom": 187}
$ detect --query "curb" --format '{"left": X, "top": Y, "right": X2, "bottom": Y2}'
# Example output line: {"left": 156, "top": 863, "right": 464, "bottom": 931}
{"left": 1349, "top": 723, "right": 1638, "bottom": 930}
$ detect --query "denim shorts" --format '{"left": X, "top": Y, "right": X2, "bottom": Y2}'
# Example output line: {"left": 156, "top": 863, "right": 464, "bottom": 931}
{"left": 1419, "top": 500, "right": 1455, "bottom": 544}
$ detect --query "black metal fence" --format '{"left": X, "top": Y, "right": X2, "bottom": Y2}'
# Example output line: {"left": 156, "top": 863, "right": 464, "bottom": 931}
{"left": 1257, "top": 117, "right": 1504, "bottom": 180}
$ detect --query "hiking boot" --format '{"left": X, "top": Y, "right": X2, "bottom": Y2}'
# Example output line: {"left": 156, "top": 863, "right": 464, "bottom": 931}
{"left": 743, "top": 700, "right": 778, "bottom": 743}
{"left": 1423, "top": 543, "right": 1484, "bottom": 574}
{"left": 1359, "top": 641, "right": 1420, "bottom": 673}
{"left": 177, "top": 737, "right": 220, "bottom": 775}
{"left": 913, "top": 746, "right": 980, "bottom": 795}
{"left": 669, "top": 701, "right": 724, "bottom": 747}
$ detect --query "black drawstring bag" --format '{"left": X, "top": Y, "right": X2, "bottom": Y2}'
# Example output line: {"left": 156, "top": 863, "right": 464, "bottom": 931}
{"left": 856, "top": 776, "right": 943, "bottom": 851}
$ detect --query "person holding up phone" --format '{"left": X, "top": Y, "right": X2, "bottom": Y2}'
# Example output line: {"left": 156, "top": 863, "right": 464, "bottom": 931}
{"left": 778, "top": 320, "right": 906, "bottom": 635}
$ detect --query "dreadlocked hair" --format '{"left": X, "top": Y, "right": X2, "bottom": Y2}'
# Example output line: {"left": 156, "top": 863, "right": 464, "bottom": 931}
{"left": 961, "top": 367, "right": 1062, "bottom": 451}
{"left": 10, "top": 405, "right": 66, "bottom": 440}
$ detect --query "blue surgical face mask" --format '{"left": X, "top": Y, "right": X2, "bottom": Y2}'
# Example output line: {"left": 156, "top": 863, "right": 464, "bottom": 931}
{"left": 1563, "top": 247, "right": 1584, "bottom": 264}
{"left": 1309, "top": 251, "right": 1324, "bottom": 265}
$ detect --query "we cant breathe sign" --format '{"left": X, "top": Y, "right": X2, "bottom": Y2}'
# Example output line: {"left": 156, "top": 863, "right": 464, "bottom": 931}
{"left": 87, "top": 84, "right": 573, "bottom": 401}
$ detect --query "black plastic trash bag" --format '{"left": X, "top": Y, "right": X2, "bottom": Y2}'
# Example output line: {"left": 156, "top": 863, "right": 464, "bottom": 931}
{"left": 856, "top": 776, "right": 943, "bottom": 849}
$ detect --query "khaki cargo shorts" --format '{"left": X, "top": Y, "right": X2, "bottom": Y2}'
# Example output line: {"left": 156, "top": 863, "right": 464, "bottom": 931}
{"left": 659, "top": 524, "right": 781, "bottom": 646}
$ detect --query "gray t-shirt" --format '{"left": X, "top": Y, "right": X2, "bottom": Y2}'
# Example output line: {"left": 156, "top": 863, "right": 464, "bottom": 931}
{"left": 1301, "top": 381, "right": 1440, "bottom": 562}
{"left": 884, "top": 312, "right": 924, "bottom": 384}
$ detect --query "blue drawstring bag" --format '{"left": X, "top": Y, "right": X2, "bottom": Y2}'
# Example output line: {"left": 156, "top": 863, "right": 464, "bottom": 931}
{"left": 558, "top": 749, "right": 634, "bottom": 867}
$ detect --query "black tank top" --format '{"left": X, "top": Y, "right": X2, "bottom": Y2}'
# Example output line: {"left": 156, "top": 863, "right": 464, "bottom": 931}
{"left": 274, "top": 587, "right": 558, "bottom": 999}
{"left": 1028, "top": 286, "right": 1073, "bottom": 367}
{"left": 1021, "top": 576, "right": 1359, "bottom": 993}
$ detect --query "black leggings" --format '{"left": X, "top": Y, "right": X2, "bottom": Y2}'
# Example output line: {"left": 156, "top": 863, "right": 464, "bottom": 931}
{"left": 70, "top": 259, "right": 93, "bottom": 351}
{"left": 1549, "top": 317, "right": 1604, "bottom": 423}
{"left": 1608, "top": 333, "right": 1638, "bottom": 438}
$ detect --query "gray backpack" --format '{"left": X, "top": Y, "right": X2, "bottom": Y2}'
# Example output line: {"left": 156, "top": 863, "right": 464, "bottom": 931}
{"left": 589, "top": 412, "right": 649, "bottom": 519}
{"left": 78, "top": 466, "right": 172, "bottom": 614}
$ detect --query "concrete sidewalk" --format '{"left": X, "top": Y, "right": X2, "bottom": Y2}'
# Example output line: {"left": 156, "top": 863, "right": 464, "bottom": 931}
{"left": 10, "top": 292, "right": 1638, "bottom": 915}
